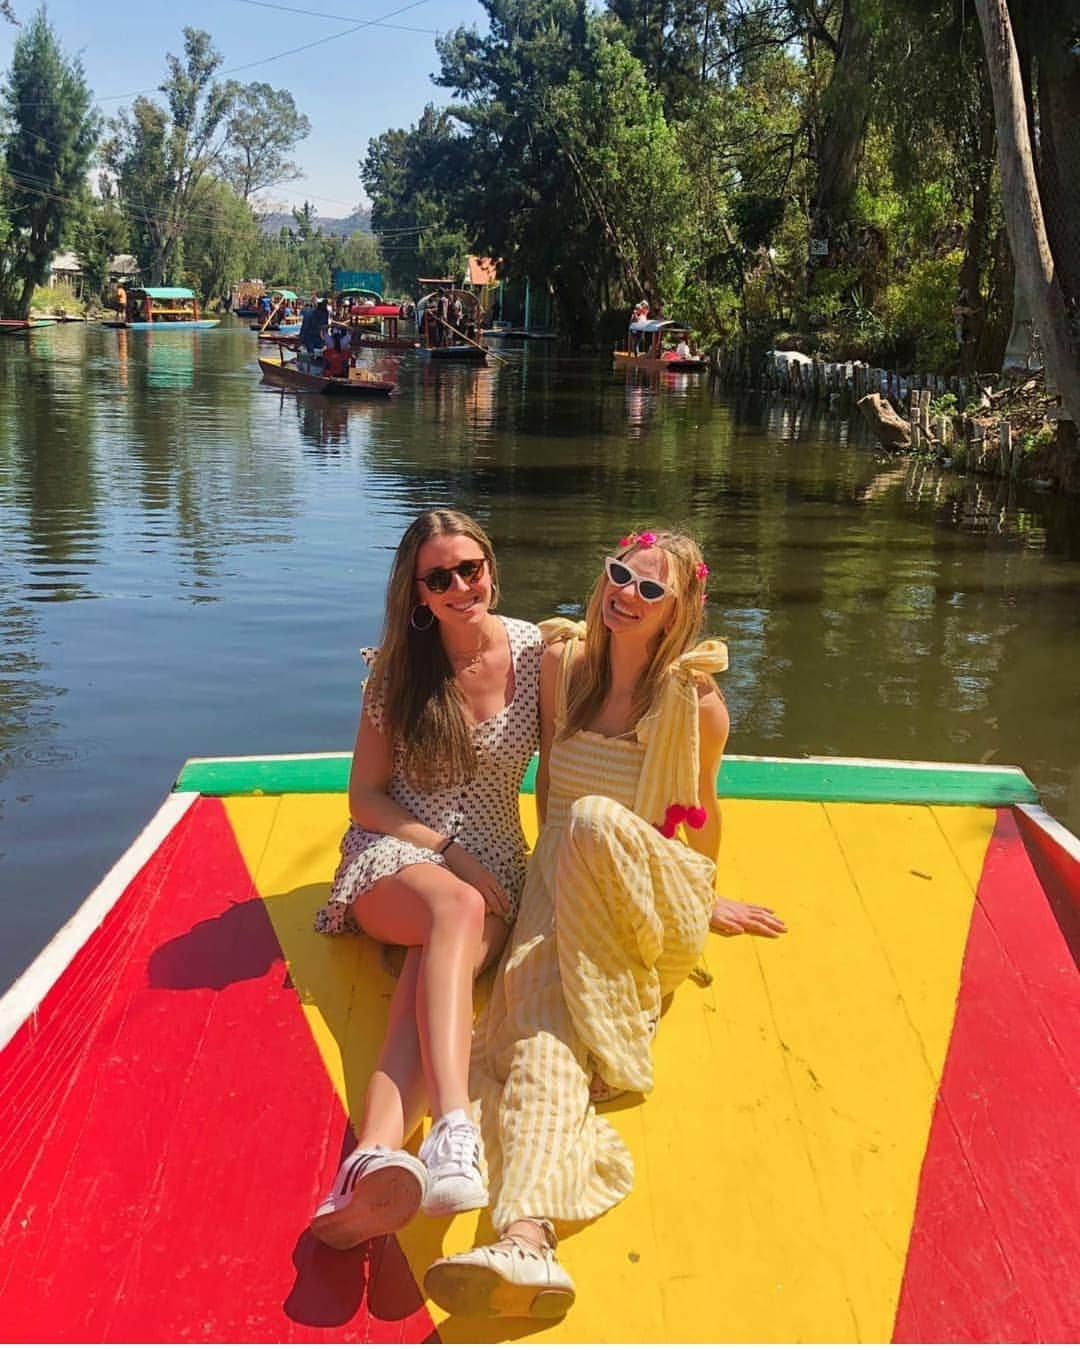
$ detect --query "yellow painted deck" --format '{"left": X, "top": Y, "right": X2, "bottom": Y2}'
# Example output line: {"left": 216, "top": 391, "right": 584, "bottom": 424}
{"left": 225, "top": 790, "right": 996, "bottom": 1344}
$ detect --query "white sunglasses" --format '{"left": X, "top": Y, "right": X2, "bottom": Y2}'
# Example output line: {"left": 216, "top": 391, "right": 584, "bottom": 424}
{"left": 604, "top": 556, "right": 670, "bottom": 603}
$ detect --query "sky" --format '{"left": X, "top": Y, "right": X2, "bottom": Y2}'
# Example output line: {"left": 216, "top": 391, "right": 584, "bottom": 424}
{"left": 0, "top": 0, "right": 489, "bottom": 214}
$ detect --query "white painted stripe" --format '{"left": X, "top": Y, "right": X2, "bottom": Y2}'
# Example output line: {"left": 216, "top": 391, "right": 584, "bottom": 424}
{"left": 1015, "top": 803, "right": 1080, "bottom": 866}
{"left": 0, "top": 792, "right": 199, "bottom": 1055}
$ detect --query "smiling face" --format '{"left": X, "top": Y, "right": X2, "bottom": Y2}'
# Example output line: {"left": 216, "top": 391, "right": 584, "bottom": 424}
{"left": 414, "top": 531, "right": 494, "bottom": 632}
{"left": 602, "top": 545, "right": 677, "bottom": 642}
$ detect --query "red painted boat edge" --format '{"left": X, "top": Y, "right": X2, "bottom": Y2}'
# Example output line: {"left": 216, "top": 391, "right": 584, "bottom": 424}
{"left": 892, "top": 808, "right": 1080, "bottom": 1342}
{"left": 0, "top": 791, "right": 198, "bottom": 1055}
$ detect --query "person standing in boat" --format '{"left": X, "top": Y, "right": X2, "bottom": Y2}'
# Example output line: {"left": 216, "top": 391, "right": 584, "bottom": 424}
{"left": 310, "top": 509, "right": 543, "bottom": 1251}
{"left": 424, "top": 528, "right": 785, "bottom": 1320}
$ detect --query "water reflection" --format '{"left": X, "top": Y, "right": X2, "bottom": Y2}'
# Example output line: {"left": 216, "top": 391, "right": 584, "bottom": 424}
{"left": 1, "top": 324, "right": 1080, "bottom": 992}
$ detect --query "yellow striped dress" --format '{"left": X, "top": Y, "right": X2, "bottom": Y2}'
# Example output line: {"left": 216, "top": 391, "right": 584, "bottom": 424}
{"left": 469, "top": 625, "right": 725, "bottom": 1231}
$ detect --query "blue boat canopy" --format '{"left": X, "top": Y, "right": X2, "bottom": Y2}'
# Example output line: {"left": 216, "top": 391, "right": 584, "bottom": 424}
{"left": 629, "top": 319, "right": 691, "bottom": 334}
{"left": 134, "top": 287, "right": 195, "bottom": 300}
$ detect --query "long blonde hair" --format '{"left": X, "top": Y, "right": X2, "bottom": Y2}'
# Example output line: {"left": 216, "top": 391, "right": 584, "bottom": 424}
{"left": 371, "top": 509, "right": 500, "bottom": 791}
{"left": 562, "top": 530, "right": 708, "bottom": 739}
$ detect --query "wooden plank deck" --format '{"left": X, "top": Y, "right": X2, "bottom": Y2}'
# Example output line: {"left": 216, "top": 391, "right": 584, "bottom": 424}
{"left": 0, "top": 766, "right": 1076, "bottom": 1342}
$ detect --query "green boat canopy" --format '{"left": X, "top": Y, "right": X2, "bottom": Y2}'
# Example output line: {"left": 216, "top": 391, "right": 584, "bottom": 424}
{"left": 270, "top": 289, "right": 298, "bottom": 301}
{"left": 134, "top": 287, "right": 195, "bottom": 300}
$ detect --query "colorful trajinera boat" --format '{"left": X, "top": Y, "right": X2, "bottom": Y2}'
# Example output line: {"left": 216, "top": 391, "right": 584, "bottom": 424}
{"left": 251, "top": 288, "right": 302, "bottom": 336}
{"left": 258, "top": 344, "right": 396, "bottom": 397}
{"left": 0, "top": 317, "right": 58, "bottom": 333}
{"left": 102, "top": 287, "right": 220, "bottom": 330}
{"left": 614, "top": 319, "right": 708, "bottom": 371}
{"left": 415, "top": 279, "right": 489, "bottom": 361}
{"left": 1, "top": 751, "right": 1076, "bottom": 1342}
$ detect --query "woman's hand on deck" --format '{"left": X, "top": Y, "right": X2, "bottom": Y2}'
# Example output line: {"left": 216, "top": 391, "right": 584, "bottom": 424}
{"left": 709, "top": 896, "right": 787, "bottom": 938}
{"left": 445, "top": 845, "right": 511, "bottom": 920}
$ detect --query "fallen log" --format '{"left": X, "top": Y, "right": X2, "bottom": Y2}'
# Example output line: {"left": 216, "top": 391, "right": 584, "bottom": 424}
{"left": 858, "top": 392, "right": 912, "bottom": 449}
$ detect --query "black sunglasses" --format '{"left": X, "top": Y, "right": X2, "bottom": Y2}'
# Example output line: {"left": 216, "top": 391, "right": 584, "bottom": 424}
{"left": 417, "top": 558, "right": 487, "bottom": 593}
{"left": 604, "top": 556, "right": 670, "bottom": 603}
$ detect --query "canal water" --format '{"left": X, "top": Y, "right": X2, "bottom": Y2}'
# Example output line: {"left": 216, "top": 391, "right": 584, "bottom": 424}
{"left": 2, "top": 319, "right": 1080, "bottom": 992}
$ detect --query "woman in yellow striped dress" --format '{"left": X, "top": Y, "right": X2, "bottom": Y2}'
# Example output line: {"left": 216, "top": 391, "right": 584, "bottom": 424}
{"left": 424, "top": 529, "right": 785, "bottom": 1319}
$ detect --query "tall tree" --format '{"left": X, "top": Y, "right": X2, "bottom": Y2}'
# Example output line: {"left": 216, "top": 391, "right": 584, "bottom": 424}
{"left": 104, "top": 28, "right": 233, "bottom": 285}
{"left": 221, "top": 82, "right": 311, "bottom": 202}
{"left": 181, "top": 178, "right": 259, "bottom": 304}
{"left": 974, "top": 0, "right": 1080, "bottom": 421}
{"left": 75, "top": 181, "right": 129, "bottom": 303}
{"left": 0, "top": 9, "right": 98, "bottom": 317}
{"left": 362, "top": 108, "right": 471, "bottom": 291}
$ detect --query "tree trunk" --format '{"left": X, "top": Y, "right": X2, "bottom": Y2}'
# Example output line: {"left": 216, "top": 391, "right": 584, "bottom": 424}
{"left": 974, "top": 0, "right": 1080, "bottom": 423}
{"left": 1035, "top": 29, "right": 1080, "bottom": 314}
{"left": 956, "top": 83, "right": 996, "bottom": 374}
{"left": 810, "top": 1, "right": 875, "bottom": 237}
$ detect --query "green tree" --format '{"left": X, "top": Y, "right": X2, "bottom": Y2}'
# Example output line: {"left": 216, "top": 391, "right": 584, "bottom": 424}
{"left": 0, "top": 9, "right": 99, "bottom": 317}
{"left": 75, "top": 182, "right": 129, "bottom": 303}
{"left": 362, "top": 109, "right": 471, "bottom": 291}
{"left": 181, "top": 178, "right": 259, "bottom": 305}
{"left": 104, "top": 28, "right": 233, "bottom": 286}
{"left": 221, "top": 82, "right": 311, "bottom": 202}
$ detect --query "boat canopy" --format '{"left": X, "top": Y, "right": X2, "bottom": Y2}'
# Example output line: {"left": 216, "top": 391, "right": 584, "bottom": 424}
{"left": 417, "top": 277, "right": 456, "bottom": 288}
{"left": 336, "top": 287, "right": 383, "bottom": 302}
{"left": 629, "top": 318, "right": 691, "bottom": 334}
{"left": 269, "top": 288, "right": 298, "bottom": 301}
{"left": 133, "top": 287, "right": 196, "bottom": 300}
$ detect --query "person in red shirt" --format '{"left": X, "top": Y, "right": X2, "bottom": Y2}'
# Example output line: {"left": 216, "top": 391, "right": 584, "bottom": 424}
{"left": 322, "top": 331, "right": 350, "bottom": 379}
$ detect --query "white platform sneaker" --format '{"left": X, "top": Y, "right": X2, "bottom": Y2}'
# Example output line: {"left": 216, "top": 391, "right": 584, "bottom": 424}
{"left": 424, "top": 1235, "right": 576, "bottom": 1319}
{"left": 418, "top": 1109, "right": 489, "bottom": 1216}
{"left": 309, "top": 1146, "right": 428, "bottom": 1250}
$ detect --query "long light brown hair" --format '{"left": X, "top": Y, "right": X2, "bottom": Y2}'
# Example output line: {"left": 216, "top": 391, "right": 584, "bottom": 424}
{"left": 562, "top": 530, "right": 708, "bottom": 739}
{"left": 371, "top": 509, "right": 500, "bottom": 790}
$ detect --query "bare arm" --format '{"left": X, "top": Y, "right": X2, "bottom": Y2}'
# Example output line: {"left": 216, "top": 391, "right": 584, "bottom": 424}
{"left": 347, "top": 682, "right": 511, "bottom": 916}
{"left": 685, "top": 682, "right": 729, "bottom": 866}
{"left": 692, "top": 683, "right": 787, "bottom": 939}
{"left": 535, "top": 642, "right": 564, "bottom": 827}
{"left": 347, "top": 691, "right": 449, "bottom": 853}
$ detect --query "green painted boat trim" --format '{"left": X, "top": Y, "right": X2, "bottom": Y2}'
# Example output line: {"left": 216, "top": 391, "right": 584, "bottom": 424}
{"left": 174, "top": 753, "right": 1040, "bottom": 806}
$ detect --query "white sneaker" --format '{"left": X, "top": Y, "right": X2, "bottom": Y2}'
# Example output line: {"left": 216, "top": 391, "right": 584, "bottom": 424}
{"left": 424, "top": 1237, "right": 576, "bottom": 1319}
{"left": 418, "top": 1110, "right": 488, "bottom": 1216}
{"left": 309, "top": 1146, "right": 427, "bottom": 1250}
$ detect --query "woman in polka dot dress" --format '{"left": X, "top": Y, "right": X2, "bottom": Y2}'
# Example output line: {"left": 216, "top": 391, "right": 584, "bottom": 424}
{"left": 310, "top": 509, "right": 542, "bottom": 1252}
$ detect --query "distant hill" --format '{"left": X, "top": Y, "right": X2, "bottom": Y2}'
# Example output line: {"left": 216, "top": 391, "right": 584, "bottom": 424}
{"left": 257, "top": 208, "right": 372, "bottom": 237}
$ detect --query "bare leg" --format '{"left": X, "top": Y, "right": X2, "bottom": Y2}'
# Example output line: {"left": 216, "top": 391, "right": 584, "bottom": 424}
{"left": 353, "top": 913, "right": 512, "bottom": 1149}
{"left": 353, "top": 864, "right": 483, "bottom": 1119}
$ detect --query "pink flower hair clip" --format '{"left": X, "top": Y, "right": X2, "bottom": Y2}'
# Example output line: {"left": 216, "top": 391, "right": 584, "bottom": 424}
{"left": 696, "top": 562, "right": 709, "bottom": 581}
{"left": 619, "top": 529, "right": 657, "bottom": 549}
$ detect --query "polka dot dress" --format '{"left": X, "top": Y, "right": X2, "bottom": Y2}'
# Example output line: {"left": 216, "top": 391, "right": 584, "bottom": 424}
{"left": 315, "top": 615, "right": 542, "bottom": 935}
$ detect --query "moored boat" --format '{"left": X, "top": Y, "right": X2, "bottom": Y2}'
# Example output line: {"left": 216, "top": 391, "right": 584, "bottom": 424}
{"left": 614, "top": 318, "right": 707, "bottom": 371}
{"left": 0, "top": 317, "right": 58, "bottom": 333}
{"left": 102, "top": 287, "right": 220, "bottom": 330}
{"left": 1, "top": 751, "right": 1076, "bottom": 1342}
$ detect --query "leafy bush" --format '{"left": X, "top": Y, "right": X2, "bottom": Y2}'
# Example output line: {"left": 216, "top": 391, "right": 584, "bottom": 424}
{"left": 880, "top": 250, "right": 963, "bottom": 371}
{"left": 32, "top": 284, "right": 87, "bottom": 315}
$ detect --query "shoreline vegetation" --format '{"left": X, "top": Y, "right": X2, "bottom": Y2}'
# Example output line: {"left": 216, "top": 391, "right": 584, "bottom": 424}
{"left": 1, "top": 2, "right": 1078, "bottom": 494}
